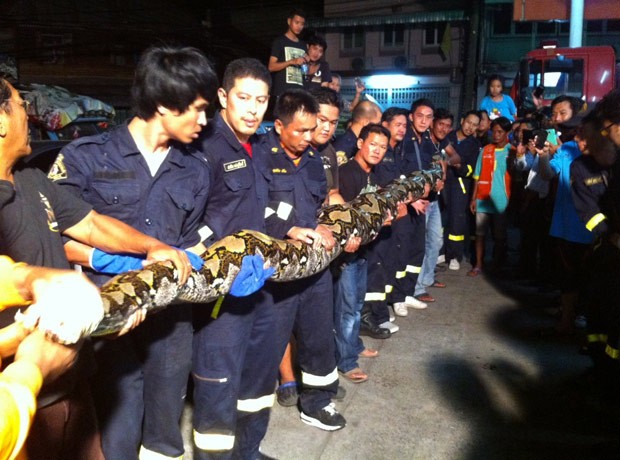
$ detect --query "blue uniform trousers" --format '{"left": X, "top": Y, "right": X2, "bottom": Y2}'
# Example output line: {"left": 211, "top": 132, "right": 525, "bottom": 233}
{"left": 192, "top": 290, "right": 276, "bottom": 460}
{"left": 364, "top": 227, "right": 393, "bottom": 325}
{"left": 392, "top": 212, "right": 426, "bottom": 301}
{"left": 91, "top": 305, "right": 193, "bottom": 460}
{"left": 269, "top": 269, "right": 339, "bottom": 414}
{"left": 445, "top": 183, "right": 473, "bottom": 263}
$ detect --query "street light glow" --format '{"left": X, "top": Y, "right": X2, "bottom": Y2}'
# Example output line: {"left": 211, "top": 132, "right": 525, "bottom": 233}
{"left": 365, "top": 74, "right": 417, "bottom": 88}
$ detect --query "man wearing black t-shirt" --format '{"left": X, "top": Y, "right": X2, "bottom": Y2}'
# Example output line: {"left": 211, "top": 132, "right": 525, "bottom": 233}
{"left": 268, "top": 9, "right": 308, "bottom": 98}
{"left": 334, "top": 124, "right": 390, "bottom": 383}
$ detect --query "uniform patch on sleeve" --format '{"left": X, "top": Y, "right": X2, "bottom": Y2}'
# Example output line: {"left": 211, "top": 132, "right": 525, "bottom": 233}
{"left": 198, "top": 225, "right": 214, "bottom": 242}
{"left": 223, "top": 159, "right": 247, "bottom": 172}
{"left": 336, "top": 151, "right": 348, "bottom": 166}
{"left": 48, "top": 153, "right": 67, "bottom": 181}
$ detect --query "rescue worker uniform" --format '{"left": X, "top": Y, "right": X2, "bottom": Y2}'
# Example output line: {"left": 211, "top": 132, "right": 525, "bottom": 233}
{"left": 332, "top": 128, "right": 359, "bottom": 162}
{"left": 571, "top": 152, "right": 620, "bottom": 372}
{"left": 363, "top": 142, "right": 402, "bottom": 326}
{"left": 396, "top": 127, "right": 435, "bottom": 301}
{"left": 191, "top": 112, "right": 275, "bottom": 460}
{"left": 256, "top": 130, "right": 340, "bottom": 422}
{"left": 51, "top": 125, "right": 211, "bottom": 460}
{"left": 444, "top": 131, "right": 480, "bottom": 264}
{"left": 410, "top": 128, "right": 449, "bottom": 298}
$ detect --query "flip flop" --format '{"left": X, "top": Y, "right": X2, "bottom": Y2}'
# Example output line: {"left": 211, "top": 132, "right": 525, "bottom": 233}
{"left": 340, "top": 368, "right": 368, "bottom": 383}
{"left": 415, "top": 293, "right": 435, "bottom": 303}
{"left": 430, "top": 281, "right": 446, "bottom": 288}
{"left": 467, "top": 268, "right": 482, "bottom": 277}
{"left": 359, "top": 348, "right": 379, "bottom": 358}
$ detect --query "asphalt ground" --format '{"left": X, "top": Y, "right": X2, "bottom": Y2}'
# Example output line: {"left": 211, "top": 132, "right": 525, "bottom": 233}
{"left": 182, "top": 256, "right": 620, "bottom": 459}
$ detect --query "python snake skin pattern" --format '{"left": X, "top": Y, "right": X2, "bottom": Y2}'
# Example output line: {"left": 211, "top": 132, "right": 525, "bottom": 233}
{"left": 92, "top": 165, "right": 443, "bottom": 336}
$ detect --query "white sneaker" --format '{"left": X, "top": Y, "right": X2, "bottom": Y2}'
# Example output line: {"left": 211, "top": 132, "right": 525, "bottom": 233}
{"left": 404, "top": 296, "right": 428, "bottom": 309}
{"left": 392, "top": 302, "right": 409, "bottom": 317}
{"left": 436, "top": 254, "right": 446, "bottom": 264}
{"left": 389, "top": 308, "right": 396, "bottom": 322}
{"left": 449, "top": 259, "right": 460, "bottom": 270}
{"left": 379, "top": 321, "right": 399, "bottom": 333}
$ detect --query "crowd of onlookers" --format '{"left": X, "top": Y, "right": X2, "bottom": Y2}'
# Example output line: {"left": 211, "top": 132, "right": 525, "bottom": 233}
{"left": 2, "top": 6, "right": 620, "bottom": 460}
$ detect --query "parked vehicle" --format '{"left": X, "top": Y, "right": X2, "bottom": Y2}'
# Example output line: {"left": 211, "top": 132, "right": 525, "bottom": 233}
{"left": 511, "top": 44, "right": 618, "bottom": 110}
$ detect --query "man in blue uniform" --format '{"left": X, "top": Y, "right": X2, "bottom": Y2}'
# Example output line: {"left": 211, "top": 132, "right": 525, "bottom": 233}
{"left": 191, "top": 58, "right": 276, "bottom": 460}
{"left": 49, "top": 45, "right": 219, "bottom": 460}
{"left": 257, "top": 89, "right": 346, "bottom": 431}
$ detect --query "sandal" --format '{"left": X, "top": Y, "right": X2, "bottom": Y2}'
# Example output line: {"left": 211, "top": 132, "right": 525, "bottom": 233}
{"left": 430, "top": 281, "right": 446, "bottom": 288}
{"left": 415, "top": 293, "right": 435, "bottom": 303}
{"left": 359, "top": 348, "right": 379, "bottom": 358}
{"left": 467, "top": 267, "right": 482, "bottom": 277}
{"left": 340, "top": 367, "right": 368, "bottom": 383}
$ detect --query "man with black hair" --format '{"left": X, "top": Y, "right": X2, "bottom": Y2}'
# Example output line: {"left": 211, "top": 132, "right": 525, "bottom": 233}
{"left": 191, "top": 58, "right": 276, "bottom": 460}
{"left": 444, "top": 110, "right": 481, "bottom": 271}
{"left": 49, "top": 45, "right": 220, "bottom": 460}
{"left": 334, "top": 123, "right": 390, "bottom": 383}
{"left": 268, "top": 9, "right": 308, "bottom": 97}
{"left": 303, "top": 35, "right": 332, "bottom": 92}
{"left": 1, "top": 65, "right": 195, "bottom": 459}
{"left": 257, "top": 89, "right": 346, "bottom": 431}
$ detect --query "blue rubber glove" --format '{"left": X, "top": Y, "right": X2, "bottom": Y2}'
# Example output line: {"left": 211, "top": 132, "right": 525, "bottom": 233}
{"left": 90, "top": 248, "right": 204, "bottom": 275}
{"left": 229, "top": 255, "right": 275, "bottom": 297}
{"left": 90, "top": 249, "right": 144, "bottom": 274}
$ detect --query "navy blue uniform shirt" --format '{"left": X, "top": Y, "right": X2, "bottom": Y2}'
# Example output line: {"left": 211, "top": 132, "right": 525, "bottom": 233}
{"left": 195, "top": 112, "right": 267, "bottom": 242}
{"left": 332, "top": 128, "right": 358, "bottom": 160}
{"left": 256, "top": 129, "right": 327, "bottom": 240}
{"left": 51, "top": 123, "right": 211, "bottom": 284}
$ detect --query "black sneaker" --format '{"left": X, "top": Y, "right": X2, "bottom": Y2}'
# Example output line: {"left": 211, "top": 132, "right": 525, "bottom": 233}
{"left": 300, "top": 403, "right": 346, "bottom": 431}
{"left": 276, "top": 382, "right": 298, "bottom": 407}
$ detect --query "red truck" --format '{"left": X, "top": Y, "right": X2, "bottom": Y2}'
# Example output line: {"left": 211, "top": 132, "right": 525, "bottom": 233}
{"left": 511, "top": 44, "right": 618, "bottom": 110}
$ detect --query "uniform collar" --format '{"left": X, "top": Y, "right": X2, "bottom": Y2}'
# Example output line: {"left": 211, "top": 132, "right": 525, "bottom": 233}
{"left": 118, "top": 121, "right": 189, "bottom": 168}
{"left": 265, "top": 129, "right": 317, "bottom": 166}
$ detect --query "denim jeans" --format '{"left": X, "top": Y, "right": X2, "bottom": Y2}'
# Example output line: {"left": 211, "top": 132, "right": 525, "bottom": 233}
{"left": 333, "top": 255, "right": 367, "bottom": 373}
{"left": 415, "top": 200, "right": 443, "bottom": 295}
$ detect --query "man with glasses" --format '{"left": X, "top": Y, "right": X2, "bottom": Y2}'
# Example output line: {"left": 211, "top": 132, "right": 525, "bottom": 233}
{"left": 0, "top": 76, "right": 192, "bottom": 460}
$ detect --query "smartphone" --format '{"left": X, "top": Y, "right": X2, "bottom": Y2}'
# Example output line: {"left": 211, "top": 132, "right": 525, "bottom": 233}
{"left": 354, "top": 77, "right": 363, "bottom": 86}
{"left": 533, "top": 129, "right": 548, "bottom": 149}
{"left": 533, "top": 85, "right": 545, "bottom": 98}
{"left": 546, "top": 128, "right": 558, "bottom": 146}
{"left": 521, "top": 129, "right": 534, "bottom": 145}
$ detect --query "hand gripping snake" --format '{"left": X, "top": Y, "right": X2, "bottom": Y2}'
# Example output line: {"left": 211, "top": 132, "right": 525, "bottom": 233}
{"left": 90, "top": 165, "right": 443, "bottom": 336}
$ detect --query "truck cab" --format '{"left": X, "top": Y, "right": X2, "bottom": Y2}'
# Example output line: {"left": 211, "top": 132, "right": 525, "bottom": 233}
{"left": 511, "top": 45, "right": 618, "bottom": 110}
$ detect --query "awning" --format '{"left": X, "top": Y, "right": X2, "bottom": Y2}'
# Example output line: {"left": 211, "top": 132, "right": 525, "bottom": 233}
{"left": 308, "top": 10, "right": 467, "bottom": 29}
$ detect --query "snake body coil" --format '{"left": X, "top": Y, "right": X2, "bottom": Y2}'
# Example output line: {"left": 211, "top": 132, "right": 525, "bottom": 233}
{"left": 93, "top": 166, "right": 442, "bottom": 336}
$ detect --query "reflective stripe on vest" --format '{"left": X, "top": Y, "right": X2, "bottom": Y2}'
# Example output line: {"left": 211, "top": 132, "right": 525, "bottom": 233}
{"left": 587, "top": 333, "right": 608, "bottom": 343}
{"left": 605, "top": 344, "right": 620, "bottom": 360}
{"left": 458, "top": 177, "right": 466, "bottom": 194}
{"left": 139, "top": 446, "right": 182, "bottom": 460}
{"left": 193, "top": 430, "right": 235, "bottom": 452}
{"left": 406, "top": 265, "right": 421, "bottom": 274}
{"left": 365, "top": 292, "right": 386, "bottom": 301}
{"left": 301, "top": 367, "right": 338, "bottom": 387}
{"left": 237, "top": 393, "right": 275, "bottom": 413}
{"left": 586, "top": 213, "right": 606, "bottom": 232}
{"left": 448, "top": 234, "right": 465, "bottom": 241}
{"left": 395, "top": 270, "right": 407, "bottom": 279}
{"left": 385, "top": 284, "right": 393, "bottom": 293}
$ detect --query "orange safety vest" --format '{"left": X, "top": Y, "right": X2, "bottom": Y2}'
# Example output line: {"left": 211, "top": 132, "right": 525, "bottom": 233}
{"left": 476, "top": 144, "right": 512, "bottom": 201}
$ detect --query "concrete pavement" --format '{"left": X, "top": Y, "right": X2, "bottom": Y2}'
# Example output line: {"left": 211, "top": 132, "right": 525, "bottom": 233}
{"left": 183, "top": 262, "right": 620, "bottom": 459}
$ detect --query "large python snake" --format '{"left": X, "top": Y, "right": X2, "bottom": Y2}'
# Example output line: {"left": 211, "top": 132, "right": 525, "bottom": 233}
{"left": 92, "top": 165, "right": 443, "bottom": 336}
